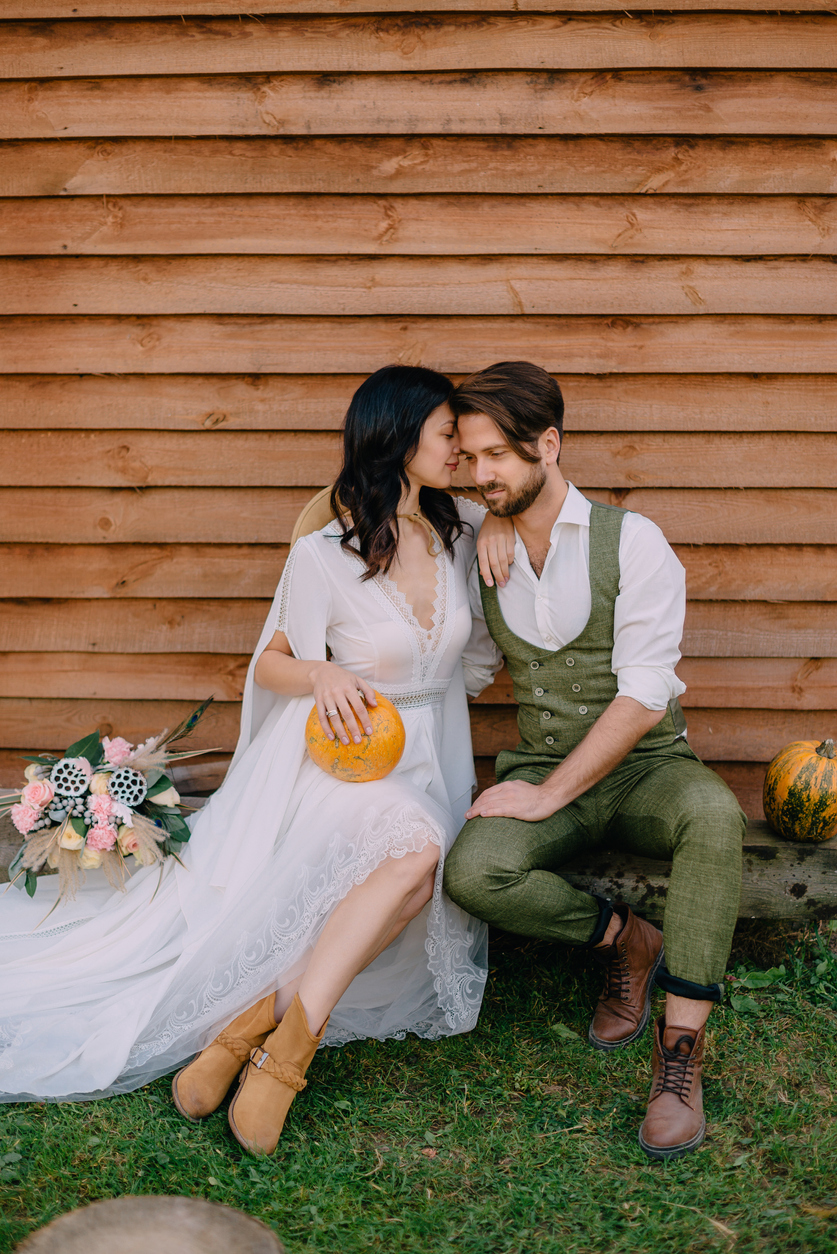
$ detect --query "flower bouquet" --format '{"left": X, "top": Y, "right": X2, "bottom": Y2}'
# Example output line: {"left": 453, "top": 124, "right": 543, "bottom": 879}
{"left": 2, "top": 698, "right": 216, "bottom": 903}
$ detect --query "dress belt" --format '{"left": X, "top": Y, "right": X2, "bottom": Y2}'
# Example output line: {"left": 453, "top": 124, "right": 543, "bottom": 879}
{"left": 373, "top": 681, "right": 449, "bottom": 710}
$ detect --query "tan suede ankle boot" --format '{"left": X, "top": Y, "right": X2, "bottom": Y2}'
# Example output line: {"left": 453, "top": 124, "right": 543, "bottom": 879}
{"left": 171, "top": 994, "right": 278, "bottom": 1121}
{"left": 228, "top": 993, "right": 328, "bottom": 1155}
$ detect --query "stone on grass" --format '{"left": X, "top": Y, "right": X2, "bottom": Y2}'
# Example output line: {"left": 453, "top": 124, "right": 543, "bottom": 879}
{"left": 15, "top": 1195, "right": 284, "bottom": 1254}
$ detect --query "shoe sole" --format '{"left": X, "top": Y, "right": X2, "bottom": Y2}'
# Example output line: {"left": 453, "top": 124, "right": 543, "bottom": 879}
{"left": 171, "top": 1066, "right": 203, "bottom": 1123}
{"left": 587, "top": 943, "right": 665, "bottom": 1052}
{"left": 227, "top": 1062, "right": 270, "bottom": 1156}
{"left": 638, "top": 1118, "right": 706, "bottom": 1160}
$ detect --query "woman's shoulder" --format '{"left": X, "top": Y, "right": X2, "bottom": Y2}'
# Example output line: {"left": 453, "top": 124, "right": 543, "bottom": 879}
{"left": 452, "top": 492, "right": 487, "bottom": 528}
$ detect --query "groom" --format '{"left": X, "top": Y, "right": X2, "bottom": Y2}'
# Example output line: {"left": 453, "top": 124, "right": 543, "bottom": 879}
{"left": 444, "top": 361, "right": 745, "bottom": 1159}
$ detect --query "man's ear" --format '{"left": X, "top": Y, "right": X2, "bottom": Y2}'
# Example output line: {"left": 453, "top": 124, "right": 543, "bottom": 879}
{"left": 539, "top": 427, "right": 562, "bottom": 466}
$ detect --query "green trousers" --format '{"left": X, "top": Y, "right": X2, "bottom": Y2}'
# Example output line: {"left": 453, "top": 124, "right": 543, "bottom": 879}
{"left": 444, "top": 741, "right": 745, "bottom": 990}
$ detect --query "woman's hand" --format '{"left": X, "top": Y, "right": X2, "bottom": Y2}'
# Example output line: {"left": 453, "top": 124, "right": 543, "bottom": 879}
{"left": 477, "top": 512, "right": 516, "bottom": 588}
{"left": 309, "top": 662, "right": 378, "bottom": 745}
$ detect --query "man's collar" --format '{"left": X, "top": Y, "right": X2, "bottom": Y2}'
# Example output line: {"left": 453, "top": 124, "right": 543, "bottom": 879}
{"left": 549, "top": 482, "right": 591, "bottom": 536}
{"left": 511, "top": 482, "right": 590, "bottom": 556}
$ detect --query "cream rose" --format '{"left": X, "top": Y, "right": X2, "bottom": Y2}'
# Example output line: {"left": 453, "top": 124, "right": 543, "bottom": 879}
{"left": 59, "top": 825, "right": 85, "bottom": 850}
{"left": 88, "top": 773, "right": 111, "bottom": 795}
{"left": 117, "top": 824, "right": 139, "bottom": 856}
{"left": 79, "top": 847, "right": 103, "bottom": 870}
{"left": 24, "top": 763, "right": 48, "bottom": 783}
{"left": 152, "top": 785, "right": 181, "bottom": 808}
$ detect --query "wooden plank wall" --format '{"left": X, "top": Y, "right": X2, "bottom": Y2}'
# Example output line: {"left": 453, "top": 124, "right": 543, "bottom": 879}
{"left": 2, "top": 3, "right": 836, "bottom": 818}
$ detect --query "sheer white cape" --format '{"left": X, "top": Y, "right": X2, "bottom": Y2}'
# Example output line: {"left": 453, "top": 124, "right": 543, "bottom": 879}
{"left": 0, "top": 498, "right": 501, "bottom": 1102}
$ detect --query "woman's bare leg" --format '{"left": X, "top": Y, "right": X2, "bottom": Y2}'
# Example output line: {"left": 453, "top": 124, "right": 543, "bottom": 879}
{"left": 272, "top": 867, "right": 435, "bottom": 1022}
{"left": 272, "top": 840, "right": 440, "bottom": 1033}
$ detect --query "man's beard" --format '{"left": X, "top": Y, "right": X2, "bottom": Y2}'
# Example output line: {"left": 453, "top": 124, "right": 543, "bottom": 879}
{"left": 479, "top": 462, "right": 547, "bottom": 517}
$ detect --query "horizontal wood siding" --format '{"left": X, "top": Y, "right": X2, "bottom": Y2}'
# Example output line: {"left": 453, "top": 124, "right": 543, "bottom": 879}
{"left": 1, "top": 4, "right": 834, "bottom": 820}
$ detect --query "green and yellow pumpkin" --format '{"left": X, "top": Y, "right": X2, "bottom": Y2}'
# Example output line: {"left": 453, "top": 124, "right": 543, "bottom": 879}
{"left": 763, "top": 738, "right": 837, "bottom": 843}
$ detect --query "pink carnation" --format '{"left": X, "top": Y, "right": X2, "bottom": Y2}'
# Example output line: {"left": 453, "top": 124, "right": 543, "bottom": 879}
{"left": 11, "top": 803, "right": 40, "bottom": 835}
{"left": 102, "top": 736, "right": 133, "bottom": 767}
{"left": 21, "top": 779, "right": 55, "bottom": 811}
{"left": 88, "top": 794, "right": 116, "bottom": 822}
{"left": 86, "top": 822, "right": 118, "bottom": 851}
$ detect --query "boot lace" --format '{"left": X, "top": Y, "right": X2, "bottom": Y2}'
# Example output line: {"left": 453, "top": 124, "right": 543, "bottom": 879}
{"left": 603, "top": 947, "right": 631, "bottom": 1002}
{"left": 652, "top": 1036, "right": 696, "bottom": 1101}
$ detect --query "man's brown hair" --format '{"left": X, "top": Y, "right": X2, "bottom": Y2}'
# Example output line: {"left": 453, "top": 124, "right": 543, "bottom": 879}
{"left": 450, "top": 361, "right": 564, "bottom": 464}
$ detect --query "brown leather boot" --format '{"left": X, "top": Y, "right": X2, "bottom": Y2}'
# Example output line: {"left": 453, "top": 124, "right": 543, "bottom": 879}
{"left": 228, "top": 994, "right": 328, "bottom": 1156}
{"left": 638, "top": 1017, "right": 706, "bottom": 1159}
{"left": 171, "top": 994, "right": 277, "bottom": 1121}
{"left": 588, "top": 904, "right": 664, "bottom": 1050}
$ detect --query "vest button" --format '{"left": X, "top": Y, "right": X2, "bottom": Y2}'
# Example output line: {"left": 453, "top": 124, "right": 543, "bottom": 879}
{"left": 534, "top": 687, "right": 544, "bottom": 696}
{"left": 545, "top": 736, "right": 555, "bottom": 746}
{"left": 566, "top": 658, "right": 575, "bottom": 667}
{"left": 579, "top": 705, "right": 588, "bottom": 715}
{"left": 530, "top": 661, "right": 540, "bottom": 670}
{"left": 572, "top": 684, "right": 581, "bottom": 693}
{"left": 542, "top": 711, "right": 551, "bottom": 720}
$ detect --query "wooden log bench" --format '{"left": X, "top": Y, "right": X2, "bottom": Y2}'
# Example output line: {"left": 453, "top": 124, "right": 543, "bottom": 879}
{"left": 2, "top": 801, "right": 834, "bottom": 921}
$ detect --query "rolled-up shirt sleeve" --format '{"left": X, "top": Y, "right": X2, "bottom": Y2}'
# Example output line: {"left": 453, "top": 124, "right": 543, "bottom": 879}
{"left": 612, "top": 514, "right": 687, "bottom": 711}
{"left": 463, "top": 557, "right": 504, "bottom": 697}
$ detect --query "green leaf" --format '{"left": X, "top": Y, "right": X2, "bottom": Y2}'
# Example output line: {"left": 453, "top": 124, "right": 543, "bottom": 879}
{"left": 161, "top": 813, "right": 191, "bottom": 843}
{"left": 550, "top": 1022, "right": 580, "bottom": 1041}
{"left": 730, "top": 994, "right": 761, "bottom": 1014}
{"left": 63, "top": 730, "right": 104, "bottom": 767}
{"left": 143, "top": 768, "right": 166, "bottom": 789}
{"left": 25, "top": 869, "right": 37, "bottom": 898}
{"left": 19, "top": 754, "right": 59, "bottom": 764}
{"left": 146, "top": 775, "right": 175, "bottom": 798}
{"left": 740, "top": 969, "right": 777, "bottom": 989}
{"left": 7, "top": 844, "right": 26, "bottom": 887}
{"left": 68, "top": 816, "right": 86, "bottom": 838}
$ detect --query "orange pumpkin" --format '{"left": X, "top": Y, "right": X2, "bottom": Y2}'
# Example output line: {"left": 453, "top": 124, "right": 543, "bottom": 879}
{"left": 305, "top": 692, "right": 406, "bottom": 783}
{"left": 763, "top": 738, "right": 837, "bottom": 843}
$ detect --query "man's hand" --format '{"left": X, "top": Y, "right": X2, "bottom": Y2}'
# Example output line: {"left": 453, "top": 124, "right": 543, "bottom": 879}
{"left": 465, "top": 779, "right": 556, "bottom": 823}
{"left": 464, "top": 697, "right": 667, "bottom": 825}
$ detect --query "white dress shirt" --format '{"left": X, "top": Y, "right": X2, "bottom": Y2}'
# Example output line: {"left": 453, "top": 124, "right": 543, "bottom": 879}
{"left": 468, "top": 483, "right": 687, "bottom": 712}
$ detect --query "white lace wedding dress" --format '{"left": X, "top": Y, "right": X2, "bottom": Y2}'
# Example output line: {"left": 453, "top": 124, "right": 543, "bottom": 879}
{"left": 0, "top": 499, "right": 501, "bottom": 1102}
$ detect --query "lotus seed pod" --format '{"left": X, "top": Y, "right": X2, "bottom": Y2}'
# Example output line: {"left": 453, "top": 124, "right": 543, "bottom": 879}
{"left": 108, "top": 766, "right": 149, "bottom": 807}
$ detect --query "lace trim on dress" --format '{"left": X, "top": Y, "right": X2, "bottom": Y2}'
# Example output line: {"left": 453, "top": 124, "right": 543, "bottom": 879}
{"left": 374, "top": 681, "right": 449, "bottom": 710}
{"left": 123, "top": 802, "right": 474, "bottom": 1071}
{"left": 0, "top": 916, "right": 89, "bottom": 943}
{"left": 276, "top": 540, "right": 303, "bottom": 632}
{"left": 455, "top": 495, "right": 488, "bottom": 525}
{"left": 336, "top": 540, "right": 453, "bottom": 684}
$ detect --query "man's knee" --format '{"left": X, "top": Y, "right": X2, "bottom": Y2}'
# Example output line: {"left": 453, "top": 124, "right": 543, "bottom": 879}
{"left": 673, "top": 772, "right": 747, "bottom": 853}
{"left": 444, "top": 817, "right": 518, "bottom": 914}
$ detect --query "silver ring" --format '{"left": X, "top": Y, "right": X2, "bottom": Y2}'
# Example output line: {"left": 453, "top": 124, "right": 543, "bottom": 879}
{"left": 325, "top": 709, "right": 338, "bottom": 719}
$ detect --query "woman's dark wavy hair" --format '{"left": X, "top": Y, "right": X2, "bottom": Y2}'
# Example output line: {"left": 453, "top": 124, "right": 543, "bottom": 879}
{"left": 330, "top": 364, "right": 464, "bottom": 581}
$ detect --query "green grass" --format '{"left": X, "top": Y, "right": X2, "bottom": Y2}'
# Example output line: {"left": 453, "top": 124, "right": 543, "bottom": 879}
{"left": 2, "top": 925, "right": 836, "bottom": 1254}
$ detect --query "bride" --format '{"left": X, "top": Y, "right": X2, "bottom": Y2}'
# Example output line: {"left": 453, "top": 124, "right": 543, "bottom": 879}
{"left": 0, "top": 364, "right": 507, "bottom": 1155}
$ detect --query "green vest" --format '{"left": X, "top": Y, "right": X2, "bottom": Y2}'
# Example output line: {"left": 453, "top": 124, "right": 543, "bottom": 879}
{"left": 480, "top": 500, "right": 686, "bottom": 763}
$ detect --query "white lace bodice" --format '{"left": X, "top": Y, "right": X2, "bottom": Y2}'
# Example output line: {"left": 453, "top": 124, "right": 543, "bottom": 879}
{"left": 275, "top": 499, "right": 501, "bottom": 700}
